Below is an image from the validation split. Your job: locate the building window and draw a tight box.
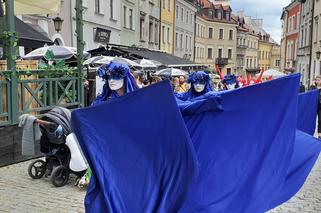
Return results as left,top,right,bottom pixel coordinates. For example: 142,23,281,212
190,13,193,25
167,27,170,43
175,32,178,48
189,36,192,51
168,0,171,11
162,26,165,43
250,59,252,68
149,22,153,43
140,18,145,40
181,7,184,21
95,0,100,13
228,49,232,59
218,48,222,58
154,23,159,44
246,58,249,67
219,29,224,39
186,35,188,49
129,9,133,30
227,68,231,75
254,59,256,67
208,27,213,39
163,0,166,9
110,0,114,19
208,48,213,59
180,34,183,48
186,11,189,24
229,30,233,40
176,5,179,19
123,6,127,28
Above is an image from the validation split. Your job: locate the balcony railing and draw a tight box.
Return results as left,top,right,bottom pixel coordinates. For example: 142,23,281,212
215,58,229,66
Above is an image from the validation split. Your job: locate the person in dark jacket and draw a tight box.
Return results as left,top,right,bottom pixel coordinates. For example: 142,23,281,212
314,76,321,138
299,82,306,93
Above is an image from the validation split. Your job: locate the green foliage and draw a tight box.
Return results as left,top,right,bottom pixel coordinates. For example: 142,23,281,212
38,50,75,78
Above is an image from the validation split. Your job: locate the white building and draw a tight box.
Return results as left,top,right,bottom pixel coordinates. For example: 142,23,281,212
297,0,313,86
174,0,197,60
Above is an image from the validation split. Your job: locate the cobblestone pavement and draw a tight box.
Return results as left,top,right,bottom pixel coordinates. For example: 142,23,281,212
0,156,321,212
0,158,85,213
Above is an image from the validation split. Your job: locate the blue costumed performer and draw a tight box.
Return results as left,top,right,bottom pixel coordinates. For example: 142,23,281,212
79,62,139,189
92,62,139,105
176,71,213,101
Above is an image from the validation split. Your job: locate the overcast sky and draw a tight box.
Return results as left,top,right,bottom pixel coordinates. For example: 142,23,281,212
229,0,292,43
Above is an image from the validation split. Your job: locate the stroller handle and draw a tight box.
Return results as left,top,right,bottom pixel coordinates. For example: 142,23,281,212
35,119,56,128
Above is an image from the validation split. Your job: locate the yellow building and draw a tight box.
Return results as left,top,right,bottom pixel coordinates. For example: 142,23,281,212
258,39,273,70
160,0,175,54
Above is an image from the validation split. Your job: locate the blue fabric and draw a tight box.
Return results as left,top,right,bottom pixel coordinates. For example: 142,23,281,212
92,62,138,105
178,74,321,212
269,129,321,209
72,81,198,213
72,73,321,213
297,90,318,135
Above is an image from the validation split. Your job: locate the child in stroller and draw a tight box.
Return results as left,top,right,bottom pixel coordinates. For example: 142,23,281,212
27,107,87,187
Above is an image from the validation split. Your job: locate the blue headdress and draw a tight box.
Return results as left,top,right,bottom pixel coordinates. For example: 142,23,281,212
176,71,213,101
222,74,239,89
92,62,139,105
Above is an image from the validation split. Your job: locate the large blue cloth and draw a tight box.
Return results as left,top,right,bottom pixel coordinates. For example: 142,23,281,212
297,90,318,135
72,74,321,212
178,74,321,212
72,81,198,213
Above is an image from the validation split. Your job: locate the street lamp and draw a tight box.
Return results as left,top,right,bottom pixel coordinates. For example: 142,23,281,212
53,16,63,33
316,51,321,60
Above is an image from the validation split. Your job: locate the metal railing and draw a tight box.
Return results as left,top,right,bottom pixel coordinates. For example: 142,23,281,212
0,69,83,126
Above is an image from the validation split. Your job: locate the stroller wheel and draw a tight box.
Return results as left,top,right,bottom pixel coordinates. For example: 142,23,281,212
28,160,46,179
51,165,70,187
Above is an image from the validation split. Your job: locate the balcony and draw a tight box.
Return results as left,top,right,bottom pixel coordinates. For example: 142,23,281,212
215,58,229,66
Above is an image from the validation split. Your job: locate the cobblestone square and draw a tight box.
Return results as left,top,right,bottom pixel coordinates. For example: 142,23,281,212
0,156,320,212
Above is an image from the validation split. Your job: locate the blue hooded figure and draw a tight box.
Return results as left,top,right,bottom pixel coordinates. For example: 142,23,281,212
222,74,239,90
92,62,139,105
176,71,213,101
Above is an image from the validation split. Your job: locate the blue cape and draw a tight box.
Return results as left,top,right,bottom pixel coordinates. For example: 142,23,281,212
297,90,318,135
72,74,321,212
72,81,198,212
92,62,138,105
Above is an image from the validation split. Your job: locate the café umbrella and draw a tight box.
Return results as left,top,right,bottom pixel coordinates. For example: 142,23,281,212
23,46,90,60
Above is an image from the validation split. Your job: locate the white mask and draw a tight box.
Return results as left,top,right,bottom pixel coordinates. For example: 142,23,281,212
108,78,124,91
194,83,205,93
227,83,236,90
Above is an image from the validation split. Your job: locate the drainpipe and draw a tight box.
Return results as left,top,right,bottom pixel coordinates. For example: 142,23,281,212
193,12,196,63
308,0,315,87
159,1,162,50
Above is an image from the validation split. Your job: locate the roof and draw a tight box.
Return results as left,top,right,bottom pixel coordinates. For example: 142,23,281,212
88,44,199,67
0,17,53,48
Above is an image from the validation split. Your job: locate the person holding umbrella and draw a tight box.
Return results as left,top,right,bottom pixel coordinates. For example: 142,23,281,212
176,71,213,101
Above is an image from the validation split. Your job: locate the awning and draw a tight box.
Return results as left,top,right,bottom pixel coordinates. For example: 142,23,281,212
2,0,60,15
0,17,53,48
88,44,204,67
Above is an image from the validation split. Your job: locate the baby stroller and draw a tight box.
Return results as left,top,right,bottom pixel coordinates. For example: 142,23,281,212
27,107,87,187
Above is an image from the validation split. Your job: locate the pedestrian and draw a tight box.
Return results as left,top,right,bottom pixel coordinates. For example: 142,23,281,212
299,82,306,93
310,78,317,90
177,75,188,93
315,75,321,138
172,77,180,92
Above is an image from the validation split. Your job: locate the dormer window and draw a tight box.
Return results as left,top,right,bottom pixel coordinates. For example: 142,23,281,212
226,12,230,21
217,10,222,19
